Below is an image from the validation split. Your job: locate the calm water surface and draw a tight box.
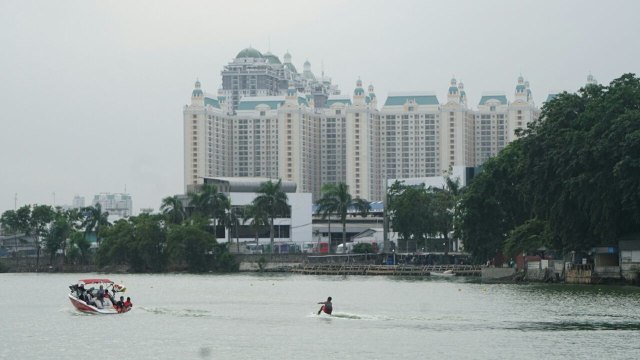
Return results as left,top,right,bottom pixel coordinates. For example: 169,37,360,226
1,273,639,359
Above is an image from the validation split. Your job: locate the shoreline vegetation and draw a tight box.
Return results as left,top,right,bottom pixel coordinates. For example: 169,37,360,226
2,74,640,286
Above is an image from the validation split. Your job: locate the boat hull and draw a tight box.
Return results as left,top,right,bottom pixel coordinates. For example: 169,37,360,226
68,294,131,314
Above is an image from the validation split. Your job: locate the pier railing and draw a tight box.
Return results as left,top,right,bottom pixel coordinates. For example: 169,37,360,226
289,263,481,276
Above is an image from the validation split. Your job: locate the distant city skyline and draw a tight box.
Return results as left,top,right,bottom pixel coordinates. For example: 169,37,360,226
1,0,638,214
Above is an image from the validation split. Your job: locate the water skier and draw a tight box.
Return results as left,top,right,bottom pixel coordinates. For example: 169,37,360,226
317,296,332,315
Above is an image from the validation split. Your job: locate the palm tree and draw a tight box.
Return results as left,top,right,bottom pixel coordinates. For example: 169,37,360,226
220,200,242,252
161,195,186,225
316,183,370,253
315,198,332,252
81,204,111,247
252,180,289,257
243,204,269,248
188,184,229,240
433,176,463,254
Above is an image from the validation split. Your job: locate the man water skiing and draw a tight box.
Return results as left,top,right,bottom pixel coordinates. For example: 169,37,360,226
317,296,332,315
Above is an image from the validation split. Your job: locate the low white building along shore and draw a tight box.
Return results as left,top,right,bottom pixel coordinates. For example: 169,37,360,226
192,177,313,251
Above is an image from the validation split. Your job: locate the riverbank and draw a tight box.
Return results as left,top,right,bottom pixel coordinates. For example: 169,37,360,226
3,256,638,286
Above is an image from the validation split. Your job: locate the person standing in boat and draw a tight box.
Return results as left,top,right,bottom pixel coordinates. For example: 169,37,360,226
123,297,132,309
317,297,332,315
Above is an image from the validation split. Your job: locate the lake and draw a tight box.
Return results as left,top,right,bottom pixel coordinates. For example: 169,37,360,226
1,273,639,359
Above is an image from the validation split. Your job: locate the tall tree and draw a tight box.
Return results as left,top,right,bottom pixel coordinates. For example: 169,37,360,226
432,177,463,255
188,184,229,240
252,180,289,256
167,218,215,272
160,195,186,225
387,181,431,252
243,204,268,246
45,209,78,265
316,183,370,253
519,74,640,251
458,142,531,262
458,74,640,261
81,203,111,247
0,209,21,265
221,200,242,252
30,205,55,270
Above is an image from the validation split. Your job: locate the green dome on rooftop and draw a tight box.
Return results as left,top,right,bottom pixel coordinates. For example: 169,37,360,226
263,52,281,64
236,47,263,59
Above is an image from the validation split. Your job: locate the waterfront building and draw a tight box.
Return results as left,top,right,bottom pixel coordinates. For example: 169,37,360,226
184,47,544,202
197,177,313,244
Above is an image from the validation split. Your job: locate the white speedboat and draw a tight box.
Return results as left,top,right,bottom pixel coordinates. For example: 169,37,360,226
68,278,131,314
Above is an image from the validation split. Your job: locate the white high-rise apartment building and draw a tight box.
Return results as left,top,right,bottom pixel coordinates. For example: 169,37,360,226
92,193,132,217
71,195,85,209
183,48,542,201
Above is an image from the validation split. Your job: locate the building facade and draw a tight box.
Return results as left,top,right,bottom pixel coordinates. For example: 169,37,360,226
184,48,543,202
92,193,132,217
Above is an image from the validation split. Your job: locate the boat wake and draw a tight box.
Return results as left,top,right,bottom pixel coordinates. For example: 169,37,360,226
310,312,384,320
139,306,211,318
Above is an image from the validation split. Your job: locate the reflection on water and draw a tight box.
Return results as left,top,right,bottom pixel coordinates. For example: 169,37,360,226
1,273,639,360
510,321,640,331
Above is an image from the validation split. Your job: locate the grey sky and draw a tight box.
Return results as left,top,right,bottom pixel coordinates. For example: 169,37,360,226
1,0,638,214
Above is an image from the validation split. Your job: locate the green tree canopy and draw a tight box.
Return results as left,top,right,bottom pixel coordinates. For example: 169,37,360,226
459,73,640,261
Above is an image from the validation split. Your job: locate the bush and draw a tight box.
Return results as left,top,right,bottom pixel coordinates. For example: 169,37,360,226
352,243,374,254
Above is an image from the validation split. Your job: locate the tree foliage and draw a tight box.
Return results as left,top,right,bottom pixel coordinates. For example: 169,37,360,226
316,183,369,251
253,180,289,255
459,74,640,260
387,178,461,253
352,243,374,254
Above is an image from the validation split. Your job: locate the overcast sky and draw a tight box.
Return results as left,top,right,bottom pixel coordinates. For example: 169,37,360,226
1,0,639,215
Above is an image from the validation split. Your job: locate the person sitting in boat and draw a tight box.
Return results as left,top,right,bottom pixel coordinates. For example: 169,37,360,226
317,297,332,315
95,285,105,309
103,289,114,307
123,297,132,309
75,283,86,299
85,291,95,306
114,296,125,311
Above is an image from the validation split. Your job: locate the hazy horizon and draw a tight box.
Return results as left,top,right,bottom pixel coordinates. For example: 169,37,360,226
1,0,639,214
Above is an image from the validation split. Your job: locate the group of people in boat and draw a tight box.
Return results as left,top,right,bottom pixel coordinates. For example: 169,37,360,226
71,283,132,312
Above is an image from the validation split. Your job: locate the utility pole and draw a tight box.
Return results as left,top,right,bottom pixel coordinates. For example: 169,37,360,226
14,193,18,267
